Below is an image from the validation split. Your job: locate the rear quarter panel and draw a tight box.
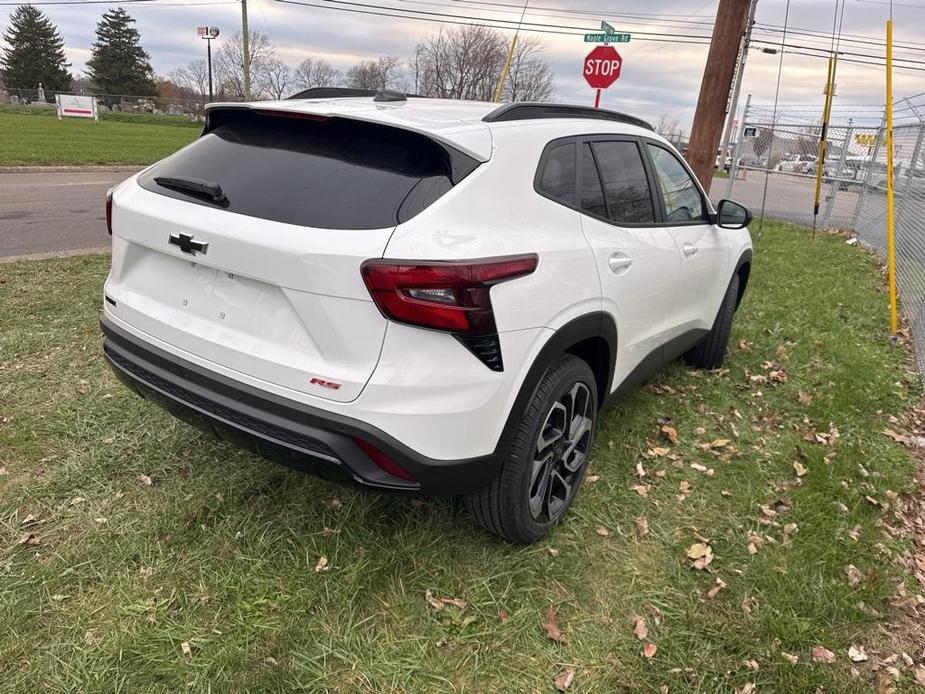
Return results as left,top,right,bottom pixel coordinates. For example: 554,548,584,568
382,122,603,334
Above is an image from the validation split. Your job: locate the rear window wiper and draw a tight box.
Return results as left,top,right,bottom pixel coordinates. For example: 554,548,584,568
154,176,229,206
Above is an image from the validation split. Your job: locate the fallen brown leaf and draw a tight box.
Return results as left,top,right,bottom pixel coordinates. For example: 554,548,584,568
687,542,714,570
630,613,648,640
180,641,192,657
812,645,836,663
314,556,331,573
425,589,467,610
798,391,814,405
793,462,808,477
846,564,864,587
554,668,575,692
635,516,650,538
705,577,727,600
138,473,153,487
595,526,609,537
631,484,650,497
642,642,657,658
542,605,567,644
848,644,869,662
660,424,679,444
17,533,40,546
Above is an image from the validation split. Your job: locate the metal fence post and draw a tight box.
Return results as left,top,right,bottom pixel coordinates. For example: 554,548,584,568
727,95,751,199
853,113,886,233
822,126,852,227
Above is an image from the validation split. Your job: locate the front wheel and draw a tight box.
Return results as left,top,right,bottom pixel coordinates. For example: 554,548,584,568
465,355,598,543
685,273,741,370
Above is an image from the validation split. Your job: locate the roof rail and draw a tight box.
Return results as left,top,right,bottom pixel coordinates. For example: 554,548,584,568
287,87,378,100
287,86,428,101
482,103,654,131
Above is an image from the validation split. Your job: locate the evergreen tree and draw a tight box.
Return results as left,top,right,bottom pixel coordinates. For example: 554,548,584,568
0,5,71,92
86,7,156,96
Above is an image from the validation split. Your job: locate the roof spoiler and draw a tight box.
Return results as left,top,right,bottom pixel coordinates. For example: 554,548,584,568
287,87,429,101
482,103,654,131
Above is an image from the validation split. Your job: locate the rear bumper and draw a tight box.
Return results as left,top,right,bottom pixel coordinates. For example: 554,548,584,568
101,318,504,496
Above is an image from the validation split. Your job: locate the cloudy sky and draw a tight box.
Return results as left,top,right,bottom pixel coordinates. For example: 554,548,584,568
2,0,923,129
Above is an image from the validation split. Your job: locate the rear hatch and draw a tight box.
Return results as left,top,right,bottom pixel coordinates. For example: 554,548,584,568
105,107,481,402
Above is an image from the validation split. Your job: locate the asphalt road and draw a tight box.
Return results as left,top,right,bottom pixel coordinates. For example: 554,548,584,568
0,168,140,259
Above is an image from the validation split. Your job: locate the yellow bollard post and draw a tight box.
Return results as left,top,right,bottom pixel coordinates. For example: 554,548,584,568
886,19,898,334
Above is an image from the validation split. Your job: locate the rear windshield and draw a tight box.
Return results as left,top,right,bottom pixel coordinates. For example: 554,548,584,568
138,110,479,230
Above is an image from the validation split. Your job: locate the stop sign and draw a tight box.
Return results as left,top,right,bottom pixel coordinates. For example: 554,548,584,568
584,46,622,90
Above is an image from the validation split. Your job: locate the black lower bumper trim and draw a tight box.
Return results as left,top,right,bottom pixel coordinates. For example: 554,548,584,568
101,318,503,496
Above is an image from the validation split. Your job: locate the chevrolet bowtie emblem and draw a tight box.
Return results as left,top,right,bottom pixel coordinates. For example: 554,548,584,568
169,233,209,256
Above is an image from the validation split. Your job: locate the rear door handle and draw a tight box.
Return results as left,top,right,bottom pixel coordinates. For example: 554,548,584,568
609,254,633,273
683,243,699,258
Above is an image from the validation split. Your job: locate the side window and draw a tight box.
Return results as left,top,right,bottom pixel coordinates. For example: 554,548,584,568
580,143,607,218
587,141,655,224
646,144,706,223
536,141,576,206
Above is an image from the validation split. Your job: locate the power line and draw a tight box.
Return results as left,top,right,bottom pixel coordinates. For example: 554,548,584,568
756,22,925,51
270,0,715,44
272,0,718,40
751,38,925,66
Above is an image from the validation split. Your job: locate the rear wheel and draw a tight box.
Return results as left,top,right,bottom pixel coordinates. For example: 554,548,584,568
685,273,740,370
465,355,598,543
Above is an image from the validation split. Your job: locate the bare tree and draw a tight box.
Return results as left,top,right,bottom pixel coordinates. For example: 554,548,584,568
214,30,275,100
414,26,553,102
170,58,209,99
261,57,290,100
504,37,554,102
293,57,340,90
655,113,687,148
415,26,505,100
345,56,403,90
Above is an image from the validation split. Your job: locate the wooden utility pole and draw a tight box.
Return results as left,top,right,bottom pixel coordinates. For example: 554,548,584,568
241,0,251,100
686,0,752,193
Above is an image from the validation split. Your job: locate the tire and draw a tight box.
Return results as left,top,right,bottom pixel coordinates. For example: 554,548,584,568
685,273,741,370
465,355,598,543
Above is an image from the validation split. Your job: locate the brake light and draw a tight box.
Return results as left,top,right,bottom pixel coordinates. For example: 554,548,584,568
360,255,538,335
105,187,113,235
353,437,416,482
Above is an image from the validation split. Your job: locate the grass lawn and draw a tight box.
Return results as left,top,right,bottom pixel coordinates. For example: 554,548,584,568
0,107,199,166
0,222,921,692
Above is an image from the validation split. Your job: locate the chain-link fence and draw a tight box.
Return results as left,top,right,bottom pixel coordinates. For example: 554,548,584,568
719,119,883,230
0,86,208,118
854,117,925,370
713,97,925,374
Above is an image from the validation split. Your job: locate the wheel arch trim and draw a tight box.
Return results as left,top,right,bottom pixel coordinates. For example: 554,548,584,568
495,313,617,454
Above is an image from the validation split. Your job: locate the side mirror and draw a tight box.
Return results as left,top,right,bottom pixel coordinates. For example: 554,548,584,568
716,199,752,230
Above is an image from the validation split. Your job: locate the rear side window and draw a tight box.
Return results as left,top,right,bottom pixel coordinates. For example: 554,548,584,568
536,141,576,206
584,141,655,225
580,143,607,218
138,110,479,230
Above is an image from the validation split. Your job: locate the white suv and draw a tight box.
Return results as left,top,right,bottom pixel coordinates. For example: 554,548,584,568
102,90,753,543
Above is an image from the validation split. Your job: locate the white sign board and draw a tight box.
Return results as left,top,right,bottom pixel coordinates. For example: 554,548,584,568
55,94,98,121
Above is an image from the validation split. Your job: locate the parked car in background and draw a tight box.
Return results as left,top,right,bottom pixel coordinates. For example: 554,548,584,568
101,90,753,543
776,154,818,174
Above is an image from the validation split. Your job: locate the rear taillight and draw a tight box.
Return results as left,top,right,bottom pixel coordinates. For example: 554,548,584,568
360,255,538,336
105,187,114,235
353,437,416,482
